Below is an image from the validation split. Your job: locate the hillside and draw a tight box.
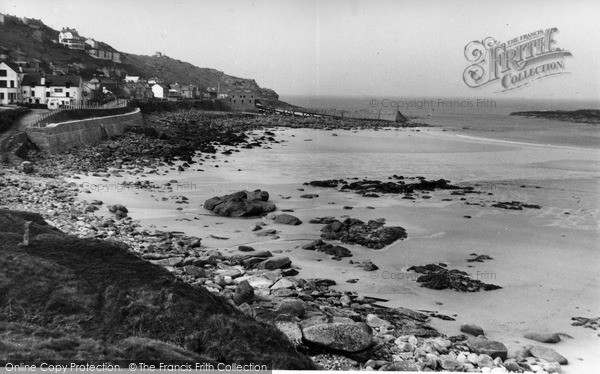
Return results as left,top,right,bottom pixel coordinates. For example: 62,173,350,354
0,209,314,368
0,13,278,99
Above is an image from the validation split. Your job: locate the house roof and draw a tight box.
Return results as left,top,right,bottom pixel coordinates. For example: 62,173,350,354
0,61,21,72
22,73,82,87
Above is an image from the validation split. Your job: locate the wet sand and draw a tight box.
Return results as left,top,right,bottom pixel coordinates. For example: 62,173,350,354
70,127,600,373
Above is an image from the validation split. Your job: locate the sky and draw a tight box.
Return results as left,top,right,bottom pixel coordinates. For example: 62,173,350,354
2,0,600,101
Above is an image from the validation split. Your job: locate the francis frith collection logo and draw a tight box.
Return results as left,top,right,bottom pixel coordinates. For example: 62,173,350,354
463,28,572,91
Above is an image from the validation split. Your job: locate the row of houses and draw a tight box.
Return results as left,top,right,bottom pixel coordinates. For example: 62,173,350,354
58,28,121,63
1,61,259,110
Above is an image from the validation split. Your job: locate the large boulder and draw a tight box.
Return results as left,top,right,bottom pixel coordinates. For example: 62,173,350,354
524,332,561,344
274,214,302,225
530,345,568,365
204,190,276,217
460,324,485,336
465,337,508,360
302,322,373,353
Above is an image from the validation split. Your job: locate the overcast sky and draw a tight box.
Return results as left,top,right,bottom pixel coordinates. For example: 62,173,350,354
2,0,599,100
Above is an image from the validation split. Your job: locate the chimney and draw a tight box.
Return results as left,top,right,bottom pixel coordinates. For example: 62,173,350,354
40,76,45,85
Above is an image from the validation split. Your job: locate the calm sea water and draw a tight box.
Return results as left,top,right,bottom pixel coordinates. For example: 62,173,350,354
281,95,600,148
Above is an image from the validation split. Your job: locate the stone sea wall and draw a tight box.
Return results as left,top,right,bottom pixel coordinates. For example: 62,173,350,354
25,108,143,153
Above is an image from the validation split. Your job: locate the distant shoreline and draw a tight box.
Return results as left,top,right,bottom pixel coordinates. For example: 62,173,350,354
509,109,600,124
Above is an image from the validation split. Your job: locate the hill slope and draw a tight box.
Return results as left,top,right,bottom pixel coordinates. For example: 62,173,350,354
0,14,278,99
0,209,314,368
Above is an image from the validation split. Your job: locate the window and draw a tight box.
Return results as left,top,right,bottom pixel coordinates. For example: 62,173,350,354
66,92,69,97
0,70,6,77
54,88,63,93
0,93,4,100
241,100,244,104
10,81,14,88
0,80,6,88
46,92,50,97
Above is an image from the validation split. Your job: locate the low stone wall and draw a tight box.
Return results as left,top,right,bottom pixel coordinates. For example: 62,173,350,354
25,108,143,153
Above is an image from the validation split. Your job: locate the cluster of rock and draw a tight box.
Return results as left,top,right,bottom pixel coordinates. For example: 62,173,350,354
203,190,276,217
305,176,468,198
408,264,502,292
491,201,542,210
301,239,353,260
310,216,407,249
571,316,600,331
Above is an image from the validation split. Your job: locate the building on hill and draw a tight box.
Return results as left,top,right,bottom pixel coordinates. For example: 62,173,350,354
180,84,198,99
0,13,5,24
0,61,22,105
125,75,140,83
59,28,86,50
122,82,153,100
21,74,83,107
227,89,257,110
151,84,168,100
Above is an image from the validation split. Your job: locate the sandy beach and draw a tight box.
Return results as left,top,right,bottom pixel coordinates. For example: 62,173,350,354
61,126,600,373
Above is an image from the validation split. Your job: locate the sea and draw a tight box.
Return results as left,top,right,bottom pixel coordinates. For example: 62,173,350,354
280,95,600,149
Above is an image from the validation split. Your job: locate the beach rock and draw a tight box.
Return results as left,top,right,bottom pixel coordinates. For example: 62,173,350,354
204,190,276,217
514,346,532,361
540,361,562,373
320,218,407,249
238,245,255,252
302,322,373,353
408,263,502,292
257,257,292,270
502,362,524,373
233,280,254,305
183,265,205,278
275,299,306,318
239,275,274,289
461,324,485,336
530,345,568,365
440,355,463,371
380,361,420,371
271,277,295,290
524,332,561,343
276,322,303,347
274,214,302,225
366,314,390,328
466,337,508,360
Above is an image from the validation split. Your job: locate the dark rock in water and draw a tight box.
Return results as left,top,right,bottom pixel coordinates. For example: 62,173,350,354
320,218,406,249
467,254,494,263
530,345,568,364
460,324,485,336
204,190,276,217
233,280,254,305
408,264,502,292
465,337,508,360
300,194,319,199
274,213,302,225
302,322,373,353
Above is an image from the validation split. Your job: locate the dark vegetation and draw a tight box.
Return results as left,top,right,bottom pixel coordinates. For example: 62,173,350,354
37,107,135,126
0,107,30,133
0,210,314,368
